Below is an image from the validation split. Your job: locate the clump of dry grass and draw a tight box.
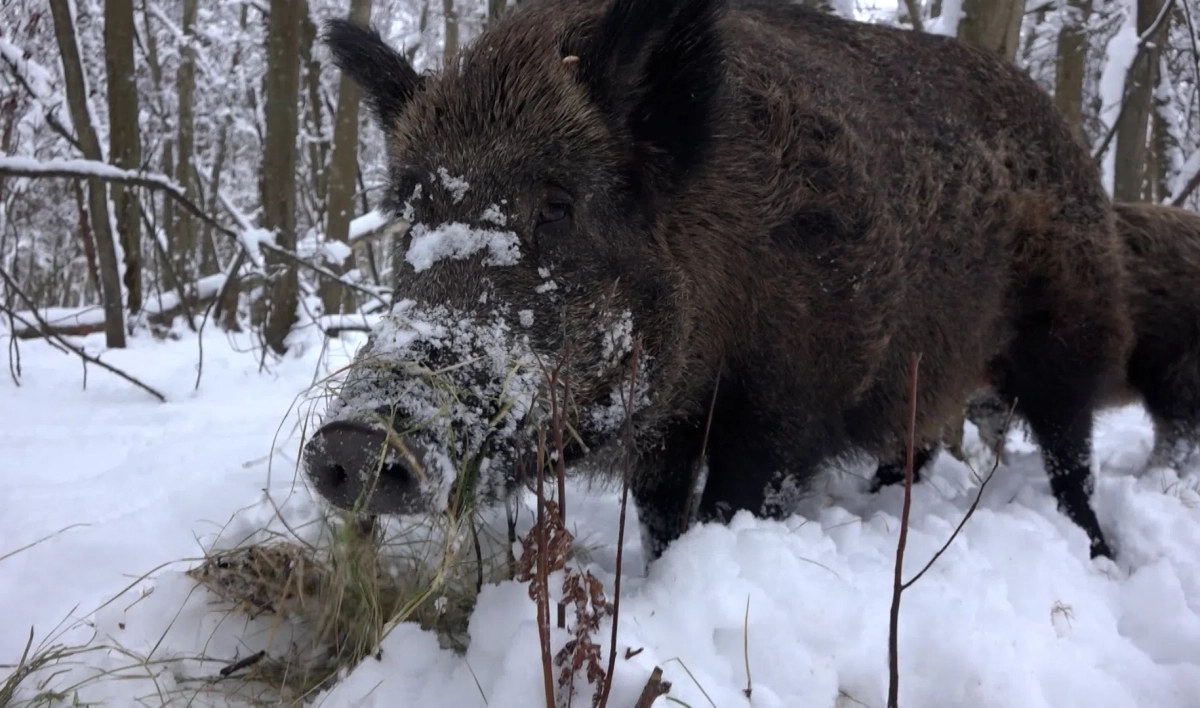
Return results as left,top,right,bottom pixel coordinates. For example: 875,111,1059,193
181,504,514,704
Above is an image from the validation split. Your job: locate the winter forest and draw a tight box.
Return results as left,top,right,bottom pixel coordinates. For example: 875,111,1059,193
2,0,1200,705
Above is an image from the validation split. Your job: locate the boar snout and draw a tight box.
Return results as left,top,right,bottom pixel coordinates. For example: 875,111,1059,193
302,419,429,516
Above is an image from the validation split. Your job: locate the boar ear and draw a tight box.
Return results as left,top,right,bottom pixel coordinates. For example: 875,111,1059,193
575,0,724,184
323,19,422,132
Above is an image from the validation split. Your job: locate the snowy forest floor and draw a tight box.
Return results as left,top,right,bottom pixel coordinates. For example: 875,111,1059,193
2,326,1200,707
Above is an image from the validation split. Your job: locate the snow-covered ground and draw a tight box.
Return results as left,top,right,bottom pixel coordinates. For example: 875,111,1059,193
2,327,1200,707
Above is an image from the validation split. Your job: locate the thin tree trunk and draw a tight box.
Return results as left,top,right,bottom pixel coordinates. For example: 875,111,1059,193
260,0,303,353
321,0,373,315
72,179,102,295
442,0,458,63
300,2,328,231
406,0,430,65
487,0,506,24
105,0,144,313
1148,65,1174,202
1055,0,1093,143
1113,0,1169,202
48,0,126,347
958,0,1027,62
174,0,200,280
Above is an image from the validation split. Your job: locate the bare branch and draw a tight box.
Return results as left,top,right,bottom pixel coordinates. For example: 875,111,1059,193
0,266,167,403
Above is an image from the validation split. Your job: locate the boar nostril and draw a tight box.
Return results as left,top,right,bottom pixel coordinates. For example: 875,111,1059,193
301,419,429,516
329,463,349,486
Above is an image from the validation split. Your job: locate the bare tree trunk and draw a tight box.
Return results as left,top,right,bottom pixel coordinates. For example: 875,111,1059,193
105,0,144,313
1148,69,1174,202
48,0,126,347
1055,0,1093,143
321,0,373,316
442,0,458,63
487,0,506,24
72,179,101,295
406,0,430,64
958,0,1027,62
260,0,304,354
300,3,328,231
1113,0,1169,202
174,0,200,280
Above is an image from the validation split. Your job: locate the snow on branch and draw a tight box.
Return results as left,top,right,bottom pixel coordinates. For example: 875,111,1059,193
0,38,59,103
1170,150,1200,207
0,155,393,309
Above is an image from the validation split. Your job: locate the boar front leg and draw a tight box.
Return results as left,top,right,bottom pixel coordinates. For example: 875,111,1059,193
628,419,708,566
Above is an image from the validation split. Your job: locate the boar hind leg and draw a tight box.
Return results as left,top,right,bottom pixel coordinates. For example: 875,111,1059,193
1010,381,1111,559
998,313,1125,557
629,420,707,564
1131,358,1200,472
1146,413,1200,472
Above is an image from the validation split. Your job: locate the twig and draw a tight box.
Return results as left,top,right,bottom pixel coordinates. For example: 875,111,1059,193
217,650,266,677
196,249,248,392
3,289,19,385
742,595,752,699
682,357,722,534
887,352,921,708
0,267,167,403
633,667,671,708
471,516,484,594
541,342,578,630
598,338,643,708
885,362,1018,708
534,429,555,708
901,401,1015,591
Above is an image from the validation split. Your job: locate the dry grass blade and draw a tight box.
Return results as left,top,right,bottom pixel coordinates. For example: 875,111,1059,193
0,523,92,564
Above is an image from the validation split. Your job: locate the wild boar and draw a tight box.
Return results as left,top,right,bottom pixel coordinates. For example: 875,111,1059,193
301,0,1132,561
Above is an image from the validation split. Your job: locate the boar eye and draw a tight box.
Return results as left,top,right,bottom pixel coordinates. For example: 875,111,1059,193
536,201,570,227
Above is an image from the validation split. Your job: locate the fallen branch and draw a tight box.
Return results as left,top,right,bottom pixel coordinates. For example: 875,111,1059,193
9,277,227,341
0,267,168,403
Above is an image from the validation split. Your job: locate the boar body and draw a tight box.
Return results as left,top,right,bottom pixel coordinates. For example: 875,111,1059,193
874,202,1200,498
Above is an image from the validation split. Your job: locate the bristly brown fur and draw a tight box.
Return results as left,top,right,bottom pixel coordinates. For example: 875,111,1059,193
311,0,1133,562
875,202,1200,491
